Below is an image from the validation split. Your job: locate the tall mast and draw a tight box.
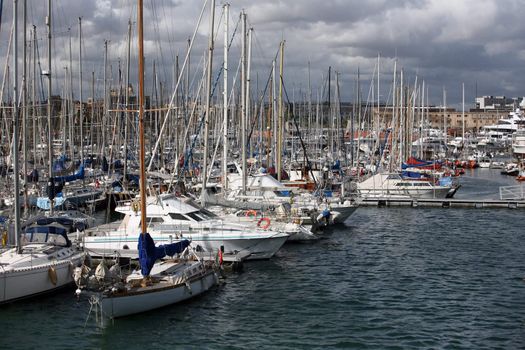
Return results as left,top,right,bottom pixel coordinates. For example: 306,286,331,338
32,26,37,167
68,28,74,160
78,17,84,165
90,70,95,160
22,0,28,216
138,0,146,234
240,10,247,194
246,27,252,160
102,40,107,160
328,66,331,154
46,0,53,214
124,20,132,190
277,40,284,182
271,59,277,169
420,80,425,159
201,0,215,205
443,87,447,147
222,3,229,190
462,82,465,149
377,53,380,165
13,0,21,252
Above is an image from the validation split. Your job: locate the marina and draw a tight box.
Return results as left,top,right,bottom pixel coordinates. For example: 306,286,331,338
0,0,524,349
0,170,524,349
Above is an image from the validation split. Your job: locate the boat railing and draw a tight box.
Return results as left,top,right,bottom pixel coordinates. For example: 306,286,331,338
499,184,525,200
115,198,135,208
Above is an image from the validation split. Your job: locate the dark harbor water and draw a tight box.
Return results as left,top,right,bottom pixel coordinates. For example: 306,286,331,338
1,169,524,349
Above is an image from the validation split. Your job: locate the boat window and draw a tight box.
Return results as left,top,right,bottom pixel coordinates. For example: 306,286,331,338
32,232,48,243
20,232,68,246
199,208,218,219
148,218,164,222
168,213,190,221
386,174,402,180
47,233,68,246
186,212,203,222
147,217,165,224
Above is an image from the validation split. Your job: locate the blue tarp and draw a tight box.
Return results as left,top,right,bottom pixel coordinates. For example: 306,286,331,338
138,233,190,276
53,164,85,183
401,171,431,179
36,195,65,210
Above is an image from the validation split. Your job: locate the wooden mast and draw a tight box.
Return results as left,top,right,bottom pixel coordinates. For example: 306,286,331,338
138,0,147,234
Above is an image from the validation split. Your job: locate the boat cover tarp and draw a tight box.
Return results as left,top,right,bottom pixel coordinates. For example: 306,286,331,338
53,164,85,183
35,217,74,226
25,225,68,236
36,195,65,210
401,170,431,179
138,233,190,276
32,217,87,232
402,157,442,170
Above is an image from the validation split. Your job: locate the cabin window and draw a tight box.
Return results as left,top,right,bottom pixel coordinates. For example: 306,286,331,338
148,217,165,223
147,217,165,227
186,213,203,222
145,217,165,230
200,208,217,219
48,233,68,246
169,213,189,221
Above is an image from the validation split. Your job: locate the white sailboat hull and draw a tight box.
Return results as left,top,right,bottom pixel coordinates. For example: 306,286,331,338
330,205,358,224
0,251,85,303
99,270,218,318
83,232,288,260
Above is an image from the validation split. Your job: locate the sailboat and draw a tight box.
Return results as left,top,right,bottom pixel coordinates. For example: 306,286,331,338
0,0,86,304
75,0,218,319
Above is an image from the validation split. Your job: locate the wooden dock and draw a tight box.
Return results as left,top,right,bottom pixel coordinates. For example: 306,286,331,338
357,197,525,209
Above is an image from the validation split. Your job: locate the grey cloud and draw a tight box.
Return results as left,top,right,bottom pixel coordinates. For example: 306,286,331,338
0,0,524,109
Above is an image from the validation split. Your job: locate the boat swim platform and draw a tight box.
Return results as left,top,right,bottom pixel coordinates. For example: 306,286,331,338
357,197,525,209
194,250,251,263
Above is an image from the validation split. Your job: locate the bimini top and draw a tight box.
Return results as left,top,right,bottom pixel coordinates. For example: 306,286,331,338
22,225,72,247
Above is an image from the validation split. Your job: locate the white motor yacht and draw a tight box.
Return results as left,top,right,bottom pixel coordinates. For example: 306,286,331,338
225,172,357,226
512,129,525,158
356,172,459,199
81,194,289,260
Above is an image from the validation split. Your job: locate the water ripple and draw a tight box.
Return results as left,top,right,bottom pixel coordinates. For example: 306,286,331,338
1,200,524,349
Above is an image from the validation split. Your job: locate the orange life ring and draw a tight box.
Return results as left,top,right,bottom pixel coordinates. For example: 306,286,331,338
257,217,271,229
245,210,257,218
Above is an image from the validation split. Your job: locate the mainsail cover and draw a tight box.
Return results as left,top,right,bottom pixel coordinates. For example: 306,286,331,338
138,233,190,276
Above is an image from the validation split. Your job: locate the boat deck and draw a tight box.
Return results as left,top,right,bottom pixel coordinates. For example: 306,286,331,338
357,197,525,209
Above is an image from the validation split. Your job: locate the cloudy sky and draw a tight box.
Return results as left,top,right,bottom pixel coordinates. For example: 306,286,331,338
1,0,524,109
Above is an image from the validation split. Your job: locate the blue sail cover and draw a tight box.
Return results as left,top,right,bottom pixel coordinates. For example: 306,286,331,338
138,233,190,276
53,164,85,183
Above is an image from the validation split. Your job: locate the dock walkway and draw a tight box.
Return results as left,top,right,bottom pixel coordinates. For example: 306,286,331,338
357,197,525,209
